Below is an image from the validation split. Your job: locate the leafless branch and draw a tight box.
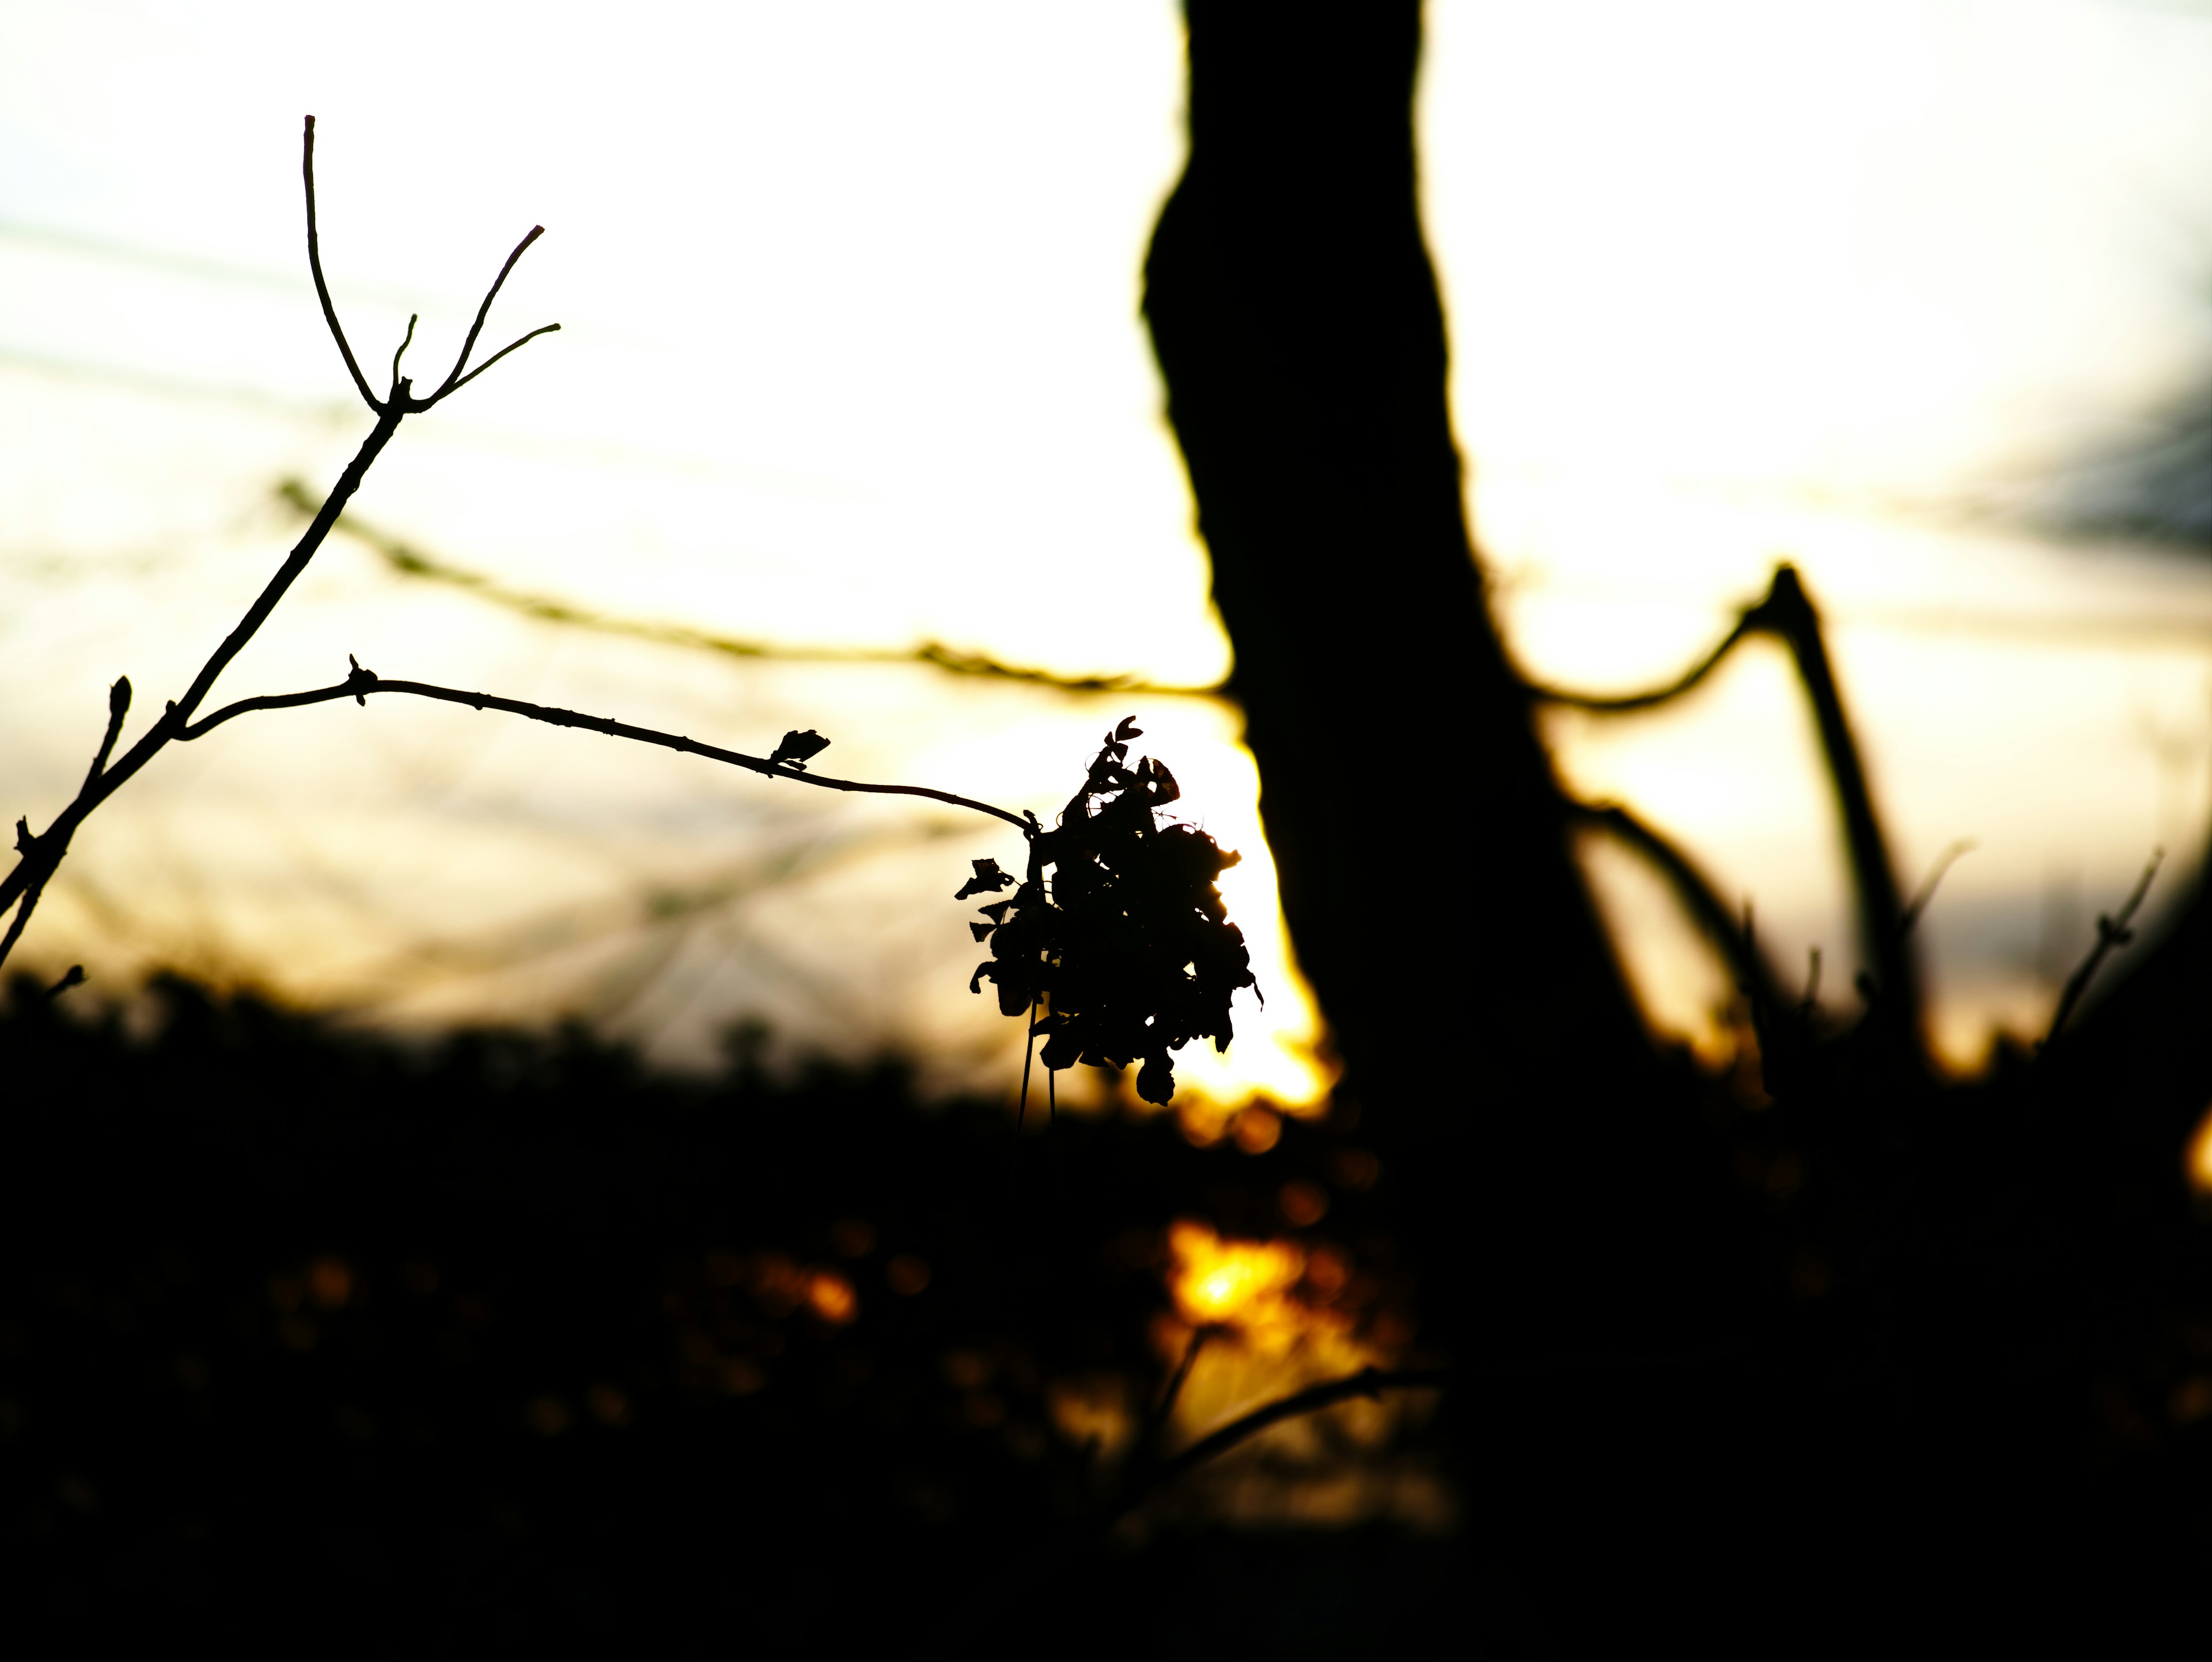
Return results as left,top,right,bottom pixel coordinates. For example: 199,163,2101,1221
80,677,131,791
1540,565,1925,1072
175,661,1033,832
1529,611,1759,713
274,479,1220,697
302,115,381,414
1101,1365,1449,1535
0,117,565,976
2044,848,2164,1048
1900,838,1976,936
918,1363,1450,1661
388,312,418,392
424,225,548,404
440,321,563,397
1568,798,1792,1020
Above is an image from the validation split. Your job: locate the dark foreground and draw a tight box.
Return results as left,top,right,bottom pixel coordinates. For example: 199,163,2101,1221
0,976,1457,1657
5,975,2212,1656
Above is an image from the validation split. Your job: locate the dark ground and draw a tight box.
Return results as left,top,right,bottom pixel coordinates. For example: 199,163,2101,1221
7,972,2212,1655
0,974,1459,1657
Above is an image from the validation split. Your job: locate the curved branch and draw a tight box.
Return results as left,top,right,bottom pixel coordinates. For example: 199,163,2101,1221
1529,608,1762,713
302,116,381,414
1097,1364,1449,1536
1567,799,1791,1020
276,478,1222,697
177,670,1034,831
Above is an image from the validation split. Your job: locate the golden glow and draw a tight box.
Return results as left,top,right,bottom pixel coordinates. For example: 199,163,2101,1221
1150,1220,1439,1526
2187,1103,2212,1196
1166,1220,1305,1335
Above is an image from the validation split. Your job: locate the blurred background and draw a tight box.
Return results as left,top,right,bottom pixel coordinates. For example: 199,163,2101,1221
7,0,2212,1097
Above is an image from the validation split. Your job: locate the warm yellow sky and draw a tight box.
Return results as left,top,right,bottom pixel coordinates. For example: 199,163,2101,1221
6,0,2212,1087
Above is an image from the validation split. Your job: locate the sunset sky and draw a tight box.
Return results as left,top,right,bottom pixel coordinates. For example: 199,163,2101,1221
6,0,2212,1095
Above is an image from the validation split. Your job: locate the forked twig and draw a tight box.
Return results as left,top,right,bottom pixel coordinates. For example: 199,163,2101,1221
0,117,563,975
302,114,559,418
1539,566,1925,1070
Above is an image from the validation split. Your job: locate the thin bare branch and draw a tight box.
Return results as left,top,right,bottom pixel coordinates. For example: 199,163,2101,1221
2044,848,2164,1048
176,664,1035,832
917,1363,1450,1661
388,312,418,394
275,479,1218,696
80,677,131,792
1569,798,1792,1020
440,323,562,397
1529,610,1759,713
1143,1325,1212,1449
425,225,549,404
1103,1365,1449,1535
301,116,381,414
0,887,41,970
1900,838,1976,936
172,407,404,731
0,122,566,978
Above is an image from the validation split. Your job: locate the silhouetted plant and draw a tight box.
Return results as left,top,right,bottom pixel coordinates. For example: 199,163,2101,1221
0,118,1030,982
0,121,1450,1600
959,718,1257,1112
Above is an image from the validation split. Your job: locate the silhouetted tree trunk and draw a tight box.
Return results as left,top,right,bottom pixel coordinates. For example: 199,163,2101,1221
1144,2,1707,1355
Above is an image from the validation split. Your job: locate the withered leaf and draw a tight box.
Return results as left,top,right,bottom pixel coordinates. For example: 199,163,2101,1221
769,728,832,768
953,857,1017,900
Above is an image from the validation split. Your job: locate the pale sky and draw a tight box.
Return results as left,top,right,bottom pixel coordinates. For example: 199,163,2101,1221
6,0,2212,1088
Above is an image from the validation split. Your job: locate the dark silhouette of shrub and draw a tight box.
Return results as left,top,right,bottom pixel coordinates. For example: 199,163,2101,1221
962,719,1256,1110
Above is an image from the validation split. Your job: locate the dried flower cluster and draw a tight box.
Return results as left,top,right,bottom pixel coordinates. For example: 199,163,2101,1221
958,719,1257,1106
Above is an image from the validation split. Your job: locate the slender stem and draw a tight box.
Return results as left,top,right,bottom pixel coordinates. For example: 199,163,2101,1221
426,225,546,403
440,322,562,397
1568,798,1790,1020
175,410,404,728
1762,566,1921,1058
2044,849,2164,1048
1100,1365,1449,1536
0,118,564,976
1142,1324,1212,1451
1900,838,1976,936
388,313,418,393
915,1364,1450,1661
0,883,44,969
281,475,1218,698
177,671,1033,831
80,678,132,792
1529,611,1758,713
302,116,381,414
